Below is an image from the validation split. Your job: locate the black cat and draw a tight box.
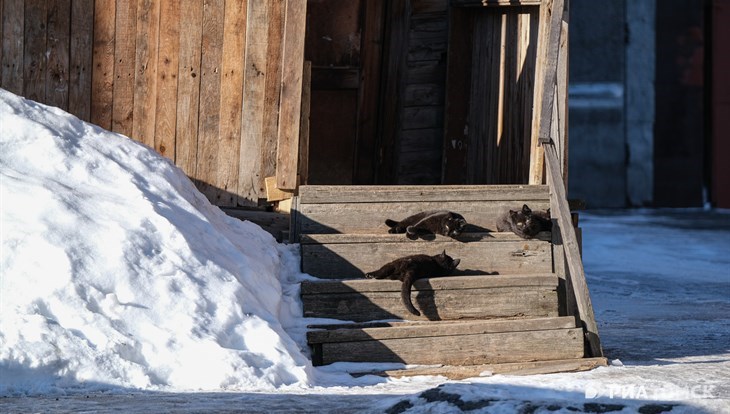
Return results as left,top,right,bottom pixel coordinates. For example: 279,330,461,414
385,210,467,240
365,250,460,316
496,204,552,239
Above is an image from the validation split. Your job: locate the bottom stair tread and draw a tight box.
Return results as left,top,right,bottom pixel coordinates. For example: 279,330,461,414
351,357,608,380
308,316,585,366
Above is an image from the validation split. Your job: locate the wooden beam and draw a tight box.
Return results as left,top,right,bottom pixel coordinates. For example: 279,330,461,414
265,176,294,202
298,60,311,185
451,0,542,6
275,0,307,191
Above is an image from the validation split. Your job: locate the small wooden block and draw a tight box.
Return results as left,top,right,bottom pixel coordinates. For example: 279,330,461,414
265,176,295,202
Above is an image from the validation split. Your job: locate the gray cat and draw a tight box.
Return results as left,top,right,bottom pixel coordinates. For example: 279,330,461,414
385,210,467,240
365,250,460,316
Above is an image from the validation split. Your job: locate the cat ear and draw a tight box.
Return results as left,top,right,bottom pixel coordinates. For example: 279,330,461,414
440,249,446,257
522,204,532,215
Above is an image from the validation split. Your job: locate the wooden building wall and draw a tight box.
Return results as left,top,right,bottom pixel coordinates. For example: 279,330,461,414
0,0,303,207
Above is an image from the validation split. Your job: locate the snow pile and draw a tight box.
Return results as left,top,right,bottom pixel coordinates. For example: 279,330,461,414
0,89,313,394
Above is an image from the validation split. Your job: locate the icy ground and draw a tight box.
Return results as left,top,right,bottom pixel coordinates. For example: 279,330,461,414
1,89,729,413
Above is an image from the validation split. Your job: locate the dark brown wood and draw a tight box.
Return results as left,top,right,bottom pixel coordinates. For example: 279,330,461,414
23,0,47,103
69,0,93,121
714,0,730,208
452,0,542,6
132,0,161,147
45,0,71,111
298,60,312,185
1,0,24,95
91,0,115,129
362,357,608,379
174,0,202,174
276,0,307,190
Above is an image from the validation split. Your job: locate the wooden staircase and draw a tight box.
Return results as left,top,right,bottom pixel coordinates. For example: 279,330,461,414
291,185,607,378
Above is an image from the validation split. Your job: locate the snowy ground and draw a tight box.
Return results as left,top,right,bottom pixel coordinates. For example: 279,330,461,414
1,90,729,413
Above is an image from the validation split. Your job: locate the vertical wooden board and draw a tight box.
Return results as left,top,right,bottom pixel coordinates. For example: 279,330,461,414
1,0,23,95
174,0,202,175
23,0,47,103
275,0,307,190
517,9,539,183
112,0,138,137
442,8,472,184
91,0,115,129
46,0,71,111
355,0,385,184
69,0,94,121
132,0,161,147
558,0,569,186
529,0,553,184
239,0,269,206
298,60,311,185
154,0,180,160
0,0,3,75
194,0,224,203
215,0,247,207
259,0,284,198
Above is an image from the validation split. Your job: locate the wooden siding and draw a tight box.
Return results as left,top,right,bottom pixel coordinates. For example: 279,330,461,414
0,0,300,207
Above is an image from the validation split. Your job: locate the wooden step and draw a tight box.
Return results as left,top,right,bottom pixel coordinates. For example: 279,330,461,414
300,232,553,279
302,274,559,322
293,185,550,237
307,316,584,366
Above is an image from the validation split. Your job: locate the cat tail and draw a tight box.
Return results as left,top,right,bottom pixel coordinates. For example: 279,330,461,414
385,219,400,234
400,272,421,316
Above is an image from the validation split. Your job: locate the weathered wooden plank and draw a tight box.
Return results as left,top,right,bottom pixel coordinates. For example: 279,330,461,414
303,289,558,322
111,0,138,137
174,0,202,174
1,0,24,95
239,0,269,205
23,0,47,103
215,0,247,207
302,238,552,278
131,0,161,147
318,327,583,365
45,0,70,110
451,0,542,6
411,0,448,14
302,274,557,294
366,357,608,379
194,0,225,202
300,232,550,245
298,184,549,203
308,316,573,343
298,60,311,185
154,0,180,160
275,0,307,190
298,199,550,234
402,106,443,130
404,84,444,107
69,0,93,120
91,0,115,129
260,0,284,197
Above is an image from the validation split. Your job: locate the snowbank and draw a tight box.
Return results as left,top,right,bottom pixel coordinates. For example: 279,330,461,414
0,89,313,394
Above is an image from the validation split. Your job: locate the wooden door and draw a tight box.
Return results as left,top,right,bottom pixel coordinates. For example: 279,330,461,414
304,0,384,184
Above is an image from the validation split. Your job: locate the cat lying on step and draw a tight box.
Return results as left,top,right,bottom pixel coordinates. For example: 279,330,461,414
365,250,460,316
385,210,467,240
496,204,552,239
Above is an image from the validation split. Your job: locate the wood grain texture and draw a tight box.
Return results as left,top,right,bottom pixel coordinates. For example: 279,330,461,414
300,232,550,245
91,0,115,129
275,0,307,190
318,327,583,365
195,0,225,202
69,0,93,120
297,200,549,234
298,60,311,185
367,357,608,379
23,0,47,103
174,0,202,174
112,0,138,137
299,184,549,203
301,238,552,278
302,274,557,294
132,0,161,147
45,0,71,110
239,0,269,205
303,288,558,322
308,316,574,343
215,0,246,207
154,0,180,160
260,0,284,196
1,0,23,94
